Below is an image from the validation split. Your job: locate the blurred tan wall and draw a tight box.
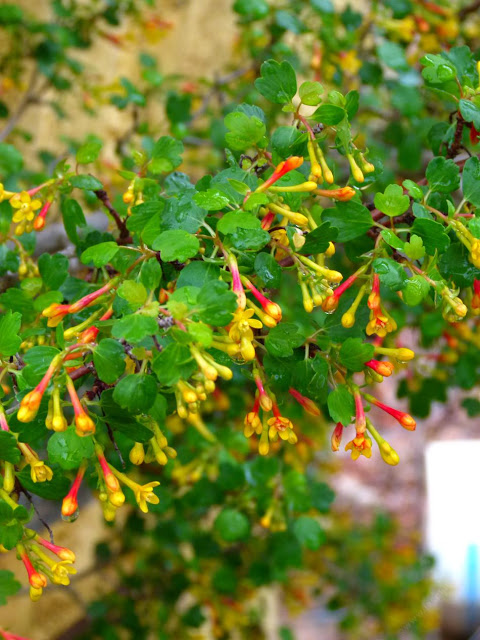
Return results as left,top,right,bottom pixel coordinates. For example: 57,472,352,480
1,0,238,160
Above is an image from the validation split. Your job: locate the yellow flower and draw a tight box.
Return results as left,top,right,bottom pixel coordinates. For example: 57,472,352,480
345,435,372,461
228,308,262,361
134,481,160,513
0,183,14,203
30,460,54,483
50,560,77,586
10,191,42,223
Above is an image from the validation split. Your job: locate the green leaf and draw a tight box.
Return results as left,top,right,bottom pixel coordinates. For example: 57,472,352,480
70,174,103,191
254,253,282,288
403,276,430,306
153,229,199,262
193,189,230,211
271,126,308,158
224,112,266,151
322,201,373,241
265,323,305,357
293,516,325,550
230,227,270,251
76,141,102,164
402,179,424,200
47,427,94,470
0,310,21,357
150,136,184,173
217,211,261,234
113,374,157,413
111,314,158,343
81,241,119,267
374,184,410,217
462,156,480,207
153,343,196,386
426,156,460,193
254,59,297,104
459,99,480,130
0,570,21,606
100,389,153,443
0,143,23,176
283,470,311,512
139,259,162,291
438,243,480,287
378,41,408,71
403,234,426,260
188,322,213,347
299,222,337,254
16,468,69,500
313,104,346,125
381,229,405,250
327,385,354,425
177,261,220,288
411,218,450,255
233,0,269,19
61,198,86,244
0,431,20,464
299,81,323,106
197,280,237,326
339,338,374,372
93,339,126,383
214,508,250,542
372,258,407,291
421,53,456,83
117,280,148,310
38,253,69,290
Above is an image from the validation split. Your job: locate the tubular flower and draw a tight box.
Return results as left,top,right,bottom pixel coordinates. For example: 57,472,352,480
322,266,366,312
345,434,372,460
315,145,334,184
243,278,282,322
255,156,303,192
366,304,397,338
227,253,246,310
267,402,296,442
0,183,14,202
307,139,323,180
353,387,366,438
331,422,344,452
346,153,364,183
43,279,117,327
364,359,395,377
33,200,53,231
129,442,145,465
34,535,75,562
228,308,262,361
288,388,321,416
253,373,272,412
17,356,60,422
363,393,416,431
366,419,399,466
10,191,42,234
374,346,415,362
46,386,68,432
110,467,160,514
17,544,47,589
314,186,356,201
95,445,120,492
62,463,86,518
244,396,262,437
67,377,95,436
268,202,309,227
261,210,275,230
472,280,480,315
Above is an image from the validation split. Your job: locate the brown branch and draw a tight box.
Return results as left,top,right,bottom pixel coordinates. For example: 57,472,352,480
93,189,131,244
70,364,94,381
447,113,465,159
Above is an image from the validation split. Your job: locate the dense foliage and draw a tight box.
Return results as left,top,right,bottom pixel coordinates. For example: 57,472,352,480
1,0,480,638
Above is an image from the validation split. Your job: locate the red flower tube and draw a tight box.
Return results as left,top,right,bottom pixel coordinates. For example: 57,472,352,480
62,463,86,517
261,211,275,230
66,377,95,436
363,393,416,430
288,388,321,416
17,356,60,422
243,279,282,321
364,359,394,377
256,156,303,192
17,545,47,589
95,445,120,492
33,200,53,231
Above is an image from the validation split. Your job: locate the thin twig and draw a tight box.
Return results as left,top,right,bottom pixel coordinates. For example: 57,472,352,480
93,189,131,244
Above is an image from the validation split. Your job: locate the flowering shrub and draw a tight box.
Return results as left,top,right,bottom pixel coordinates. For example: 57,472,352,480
0,0,480,638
